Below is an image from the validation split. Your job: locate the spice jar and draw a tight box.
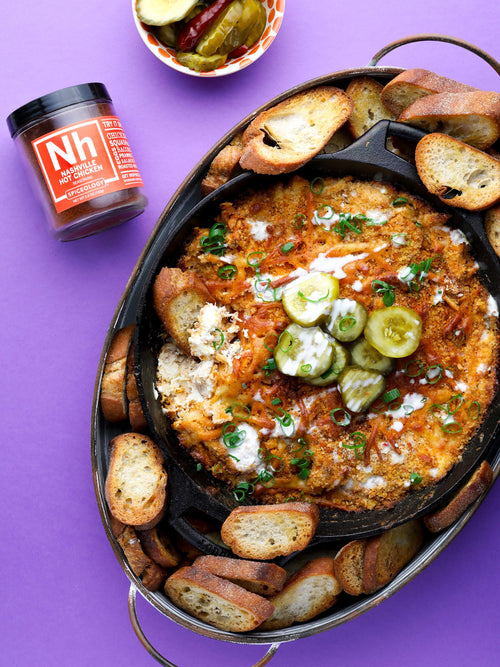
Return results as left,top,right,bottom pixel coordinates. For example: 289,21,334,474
7,83,147,241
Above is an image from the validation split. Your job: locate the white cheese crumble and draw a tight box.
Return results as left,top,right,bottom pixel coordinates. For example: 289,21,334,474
442,225,468,245
351,279,363,292
248,219,269,241
188,303,240,362
432,287,444,305
311,206,339,230
487,294,498,317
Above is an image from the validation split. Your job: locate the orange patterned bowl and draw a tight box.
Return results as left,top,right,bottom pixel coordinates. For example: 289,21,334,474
132,0,285,77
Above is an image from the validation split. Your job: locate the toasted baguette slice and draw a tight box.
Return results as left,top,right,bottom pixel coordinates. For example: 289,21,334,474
381,68,477,116
201,133,244,196
138,527,181,568
125,341,147,432
194,555,287,596
220,502,320,560
424,461,493,533
260,557,341,630
399,91,500,149
239,87,353,175
153,267,215,355
415,133,500,211
333,539,367,596
346,77,396,139
164,566,274,631
485,205,500,257
117,525,167,591
105,433,167,529
100,324,134,422
362,520,424,595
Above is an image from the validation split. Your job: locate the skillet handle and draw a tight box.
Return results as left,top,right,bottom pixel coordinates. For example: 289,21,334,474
368,33,500,75
128,584,281,667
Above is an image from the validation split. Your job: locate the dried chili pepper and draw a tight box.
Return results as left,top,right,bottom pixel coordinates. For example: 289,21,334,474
177,0,234,52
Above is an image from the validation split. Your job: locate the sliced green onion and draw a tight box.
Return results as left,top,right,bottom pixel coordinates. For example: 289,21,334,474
256,469,275,487
292,212,307,229
246,251,266,268
316,204,335,220
298,288,330,303
425,364,443,385
447,393,465,415
410,472,422,484
228,454,240,462
309,177,324,195
330,408,351,427
271,397,282,406
339,315,356,331
227,402,251,419
391,232,411,247
217,264,237,279
404,359,424,377
234,481,255,502
342,432,366,460
213,329,224,350
292,437,308,453
222,422,246,448
383,388,401,404
263,332,279,352
467,400,481,420
280,242,295,254
392,196,408,206
196,463,202,471
262,358,277,375
441,421,463,434
452,328,466,347
301,363,312,373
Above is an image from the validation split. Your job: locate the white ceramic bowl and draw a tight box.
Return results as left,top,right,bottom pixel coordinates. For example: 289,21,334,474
133,0,285,77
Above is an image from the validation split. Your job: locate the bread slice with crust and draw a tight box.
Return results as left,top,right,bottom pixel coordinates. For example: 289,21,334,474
153,267,215,355
117,525,167,591
362,519,424,595
138,527,181,568
485,205,500,257
415,133,500,210
346,76,396,139
239,87,353,175
399,91,500,149
193,555,287,596
259,557,341,630
220,502,320,560
333,539,367,596
380,68,477,116
201,133,244,196
424,460,493,533
100,324,134,422
105,433,167,530
164,566,274,631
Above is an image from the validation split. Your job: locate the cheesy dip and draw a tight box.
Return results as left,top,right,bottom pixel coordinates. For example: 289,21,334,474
154,175,499,511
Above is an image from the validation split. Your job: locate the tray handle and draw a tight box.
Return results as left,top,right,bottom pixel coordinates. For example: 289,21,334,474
128,584,281,667
368,33,500,75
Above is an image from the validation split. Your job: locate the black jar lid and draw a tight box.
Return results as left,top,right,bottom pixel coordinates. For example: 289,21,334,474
6,82,112,137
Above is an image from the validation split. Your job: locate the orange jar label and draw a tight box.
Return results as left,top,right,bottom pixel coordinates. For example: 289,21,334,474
31,116,144,213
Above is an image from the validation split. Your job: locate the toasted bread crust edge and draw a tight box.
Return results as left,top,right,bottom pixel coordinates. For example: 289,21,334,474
100,324,134,422
424,461,493,533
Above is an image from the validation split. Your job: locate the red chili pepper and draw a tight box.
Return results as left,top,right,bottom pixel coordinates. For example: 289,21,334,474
177,0,234,52
228,44,248,59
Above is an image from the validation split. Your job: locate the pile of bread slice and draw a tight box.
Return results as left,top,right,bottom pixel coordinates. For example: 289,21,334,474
100,335,493,632
201,67,500,256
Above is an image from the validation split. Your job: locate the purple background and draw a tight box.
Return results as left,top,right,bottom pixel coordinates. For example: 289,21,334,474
1,1,499,665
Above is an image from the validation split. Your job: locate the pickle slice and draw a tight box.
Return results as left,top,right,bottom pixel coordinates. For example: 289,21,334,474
338,366,386,413
274,323,333,379
325,299,367,342
154,23,179,48
306,339,350,386
217,0,263,54
196,1,243,57
176,51,227,72
282,273,340,327
137,0,199,26
350,337,395,375
244,0,266,47
364,306,422,358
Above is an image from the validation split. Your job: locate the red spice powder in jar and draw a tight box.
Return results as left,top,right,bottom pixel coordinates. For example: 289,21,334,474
7,83,147,241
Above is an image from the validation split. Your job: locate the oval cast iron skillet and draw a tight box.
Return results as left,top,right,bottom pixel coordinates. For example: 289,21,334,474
134,119,500,554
